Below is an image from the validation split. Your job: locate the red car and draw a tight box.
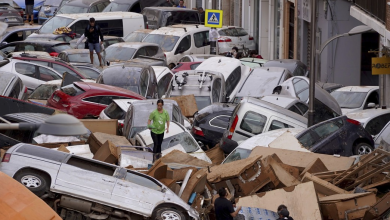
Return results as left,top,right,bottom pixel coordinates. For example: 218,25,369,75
171,62,202,73
47,82,145,119
13,54,90,79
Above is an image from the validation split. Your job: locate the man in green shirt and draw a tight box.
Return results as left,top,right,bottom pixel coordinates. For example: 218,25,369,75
148,99,170,162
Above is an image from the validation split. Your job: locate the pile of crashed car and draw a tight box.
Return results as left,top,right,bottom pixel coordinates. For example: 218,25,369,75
0,1,390,220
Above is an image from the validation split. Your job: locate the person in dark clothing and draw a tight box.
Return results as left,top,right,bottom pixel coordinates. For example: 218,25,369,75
198,7,205,23
84,17,104,67
214,188,241,220
25,0,34,25
277,205,294,220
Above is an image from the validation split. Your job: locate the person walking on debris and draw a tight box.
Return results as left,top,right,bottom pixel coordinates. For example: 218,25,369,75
148,99,170,162
84,17,104,67
214,188,242,220
25,0,34,25
277,205,294,220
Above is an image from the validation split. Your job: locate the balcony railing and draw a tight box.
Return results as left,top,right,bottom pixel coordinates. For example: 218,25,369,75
354,0,386,24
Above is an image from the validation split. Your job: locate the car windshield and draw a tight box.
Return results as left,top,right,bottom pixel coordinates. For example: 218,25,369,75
102,2,130,12
219,28,248,37
68,53,100,64
52,44,72,52
223,148,252,164
159,132,199,153
105,47,136,62
44,0,62,6
39,17,74,34
124,32,149,42
27,37,57,42
331,91,367,109
29,84,59,100
97,67,141,94
195,96,211,111
143,34,179,52
238,72,281,97
76,66,100,79
58,5,88,14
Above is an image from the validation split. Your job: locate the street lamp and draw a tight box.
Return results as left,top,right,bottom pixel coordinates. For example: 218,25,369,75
308,24,372,127
0,114,88,136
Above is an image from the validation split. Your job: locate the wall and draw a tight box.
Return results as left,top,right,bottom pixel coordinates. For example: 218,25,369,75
316,0,363,85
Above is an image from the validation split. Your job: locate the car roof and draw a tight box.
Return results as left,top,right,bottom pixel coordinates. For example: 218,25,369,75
138,121,185,145
243,97,308,124
195,57,243,79
182,54,223,61
133,29,153,33
333,86,379,92
3,113,51,123
27,33,64,38
61,49,94,54
105,62,153,71
240,58,268,63
144,7,197,12
74,82,145,99
109,42,159,49
148,25,210,36
109,0,137,4
260,95,301,108
5,25,41,33
346,108,390,125
264,59,305,72
57,12,143,19
12,40,69,46
64,0,106,7
197,102,236,114
113,99,133,110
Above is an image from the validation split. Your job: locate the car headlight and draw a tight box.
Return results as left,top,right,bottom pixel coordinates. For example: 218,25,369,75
39,11,47,17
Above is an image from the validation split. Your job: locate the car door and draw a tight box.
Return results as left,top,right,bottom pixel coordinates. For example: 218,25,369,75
211,78,222,103
111,169,165,215
13,62,41,91
173,35,192,63
235,111,267,141
193,31,210,54
37,66,62,82
139,70,149,97
55,156,117,203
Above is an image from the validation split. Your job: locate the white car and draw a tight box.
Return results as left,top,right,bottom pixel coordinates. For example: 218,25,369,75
152,66,174,98
374,121,390,148
346,108,390,139
178,54,223,62
0,71,28,100
195,57,251,102
142,24,211,69
217,26,256,54
331,86,380,115
222,128,305,164
133,121,212,164
260,95,308,116
0,59,62,92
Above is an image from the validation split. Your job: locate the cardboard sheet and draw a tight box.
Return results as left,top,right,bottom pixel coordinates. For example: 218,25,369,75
166,94,198,117
80,119,118,135
88,132,131,154
237,182,322,220
161,150,211,167
93,141,119,164
302,173,348,196
249,146,355,171
205,146,225,165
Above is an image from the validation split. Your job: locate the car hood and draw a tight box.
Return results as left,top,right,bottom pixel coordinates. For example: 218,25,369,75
341,108,359,115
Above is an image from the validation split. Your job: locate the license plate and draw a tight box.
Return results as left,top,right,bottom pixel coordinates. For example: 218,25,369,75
6,18,17,22
53,95,60,102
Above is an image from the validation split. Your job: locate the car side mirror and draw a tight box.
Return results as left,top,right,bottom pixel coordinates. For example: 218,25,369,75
367,103,376,108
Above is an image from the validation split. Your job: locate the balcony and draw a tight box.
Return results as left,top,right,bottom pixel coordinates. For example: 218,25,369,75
354,0,386,24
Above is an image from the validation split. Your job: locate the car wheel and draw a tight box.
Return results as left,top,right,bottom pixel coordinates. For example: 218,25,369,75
168,63,176,69
152,207,186,220
14,170,49,197
353,143,374,155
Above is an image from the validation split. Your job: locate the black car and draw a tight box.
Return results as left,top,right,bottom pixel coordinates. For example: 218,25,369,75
56,0,109,14
191,103,236,148
0,40,72,56
296,115,374,156
96,63,158,99
142,7,201,29
102,0,141,12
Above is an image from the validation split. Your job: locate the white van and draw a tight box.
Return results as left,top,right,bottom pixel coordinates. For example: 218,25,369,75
37,12,146,37
142,24,211,69
222,96,308,143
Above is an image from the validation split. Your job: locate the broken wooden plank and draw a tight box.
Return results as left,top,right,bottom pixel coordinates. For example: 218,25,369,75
300,158,328,177
302,173,349,196
346,162,390,190
362,178,390,190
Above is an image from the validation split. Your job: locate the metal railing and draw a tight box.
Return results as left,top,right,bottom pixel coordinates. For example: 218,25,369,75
353,0,386,24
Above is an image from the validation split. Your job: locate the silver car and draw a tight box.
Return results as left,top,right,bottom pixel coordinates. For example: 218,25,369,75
0,143,199,220
0,3,23,27
0,71,27,99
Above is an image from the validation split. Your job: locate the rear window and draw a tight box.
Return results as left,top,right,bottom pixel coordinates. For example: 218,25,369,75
60,83,85,96
29,84,59,100
240,111,267,135
52,44,72,53
219,28,248,37
104,102,126,120
77,67,100,79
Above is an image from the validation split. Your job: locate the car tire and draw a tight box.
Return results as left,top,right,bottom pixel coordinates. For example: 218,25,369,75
152,207,186,220
353,142,374,155
14,170,50,197
168,63,176,69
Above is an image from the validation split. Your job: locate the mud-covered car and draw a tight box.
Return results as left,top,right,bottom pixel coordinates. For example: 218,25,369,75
0,143,200,219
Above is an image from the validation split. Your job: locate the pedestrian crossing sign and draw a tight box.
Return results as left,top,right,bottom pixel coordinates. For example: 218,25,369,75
205,9,223,28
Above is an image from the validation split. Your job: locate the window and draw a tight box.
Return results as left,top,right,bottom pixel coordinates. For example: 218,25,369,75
294,65,306,76
39,67,61,81
240,111,267,134
5,32,24,42
61,84,85,96
175,35,191,54
24,30,33,38
296,102,308,115
0,45,15,54
212,78,221,102
293,78,309,102
96,20,124,37
99,96,115,105
145,46,159,56
77,67,100,79
134,47,147,58
223,148,251,164
96,3,106,11
89,5,98,13
157,73,173,98
125,171,161,191
298,131,317,149
8,79,22,99
313,119,343,141
30,60,49,67
15,63,37,78
70,20,89,36
53,63,80,78
172,107,180,122
210,115,230,129
179,57,191,62
64,36,73,42
288,105,302,115
226,67,241,97
269,120,294,131
67,156,115,176
52,44,72,53
194,31,209,48
23,44,36,51
139,71,149,97
365,113,390,136
190,63,201,70
83,96,102,104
